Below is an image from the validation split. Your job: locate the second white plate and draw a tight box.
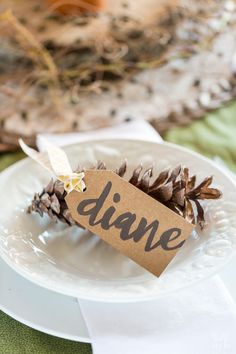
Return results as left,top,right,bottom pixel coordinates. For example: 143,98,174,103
0,256,90,342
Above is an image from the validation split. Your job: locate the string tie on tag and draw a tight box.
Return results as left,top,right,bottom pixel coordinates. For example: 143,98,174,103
19,138,86,194
58,173,86,194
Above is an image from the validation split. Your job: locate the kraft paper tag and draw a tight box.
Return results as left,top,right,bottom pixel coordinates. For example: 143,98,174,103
66,170,194,277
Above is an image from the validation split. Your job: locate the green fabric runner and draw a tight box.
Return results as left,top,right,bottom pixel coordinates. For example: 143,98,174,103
1,101,236,353
164,102,236,172
0,152,25,173
0,311,91,354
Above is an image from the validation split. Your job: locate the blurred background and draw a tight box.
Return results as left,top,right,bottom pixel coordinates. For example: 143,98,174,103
0,0,236,169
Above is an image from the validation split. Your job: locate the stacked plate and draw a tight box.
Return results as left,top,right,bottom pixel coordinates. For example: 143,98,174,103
1,139,236,342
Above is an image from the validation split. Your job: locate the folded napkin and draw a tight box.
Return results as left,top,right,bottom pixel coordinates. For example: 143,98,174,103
39,121,236,354
37,120,161,150
80,277,236,354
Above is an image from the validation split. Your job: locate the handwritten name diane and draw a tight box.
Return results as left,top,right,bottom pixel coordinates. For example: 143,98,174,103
77,181,185,252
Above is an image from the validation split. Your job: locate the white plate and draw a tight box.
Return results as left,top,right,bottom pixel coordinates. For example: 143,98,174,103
1,139,236,302
0,256,90,342
1,251,236,344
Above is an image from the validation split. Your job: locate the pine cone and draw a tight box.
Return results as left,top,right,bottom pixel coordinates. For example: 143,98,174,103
28,162,222,229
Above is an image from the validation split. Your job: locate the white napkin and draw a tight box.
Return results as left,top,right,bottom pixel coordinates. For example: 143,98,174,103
38,121,236,354
37,120,161,150
80,277,236,354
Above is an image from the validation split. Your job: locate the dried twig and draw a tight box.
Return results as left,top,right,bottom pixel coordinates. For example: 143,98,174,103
0,10,58,83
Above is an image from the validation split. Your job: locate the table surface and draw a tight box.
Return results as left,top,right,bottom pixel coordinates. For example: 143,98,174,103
1,101,236,353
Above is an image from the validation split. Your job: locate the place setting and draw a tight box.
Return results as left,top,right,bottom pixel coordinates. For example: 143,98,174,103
2,0,236,353
1,121,236,353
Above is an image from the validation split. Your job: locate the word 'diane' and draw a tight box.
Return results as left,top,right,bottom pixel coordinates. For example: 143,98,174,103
66,170,193,276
